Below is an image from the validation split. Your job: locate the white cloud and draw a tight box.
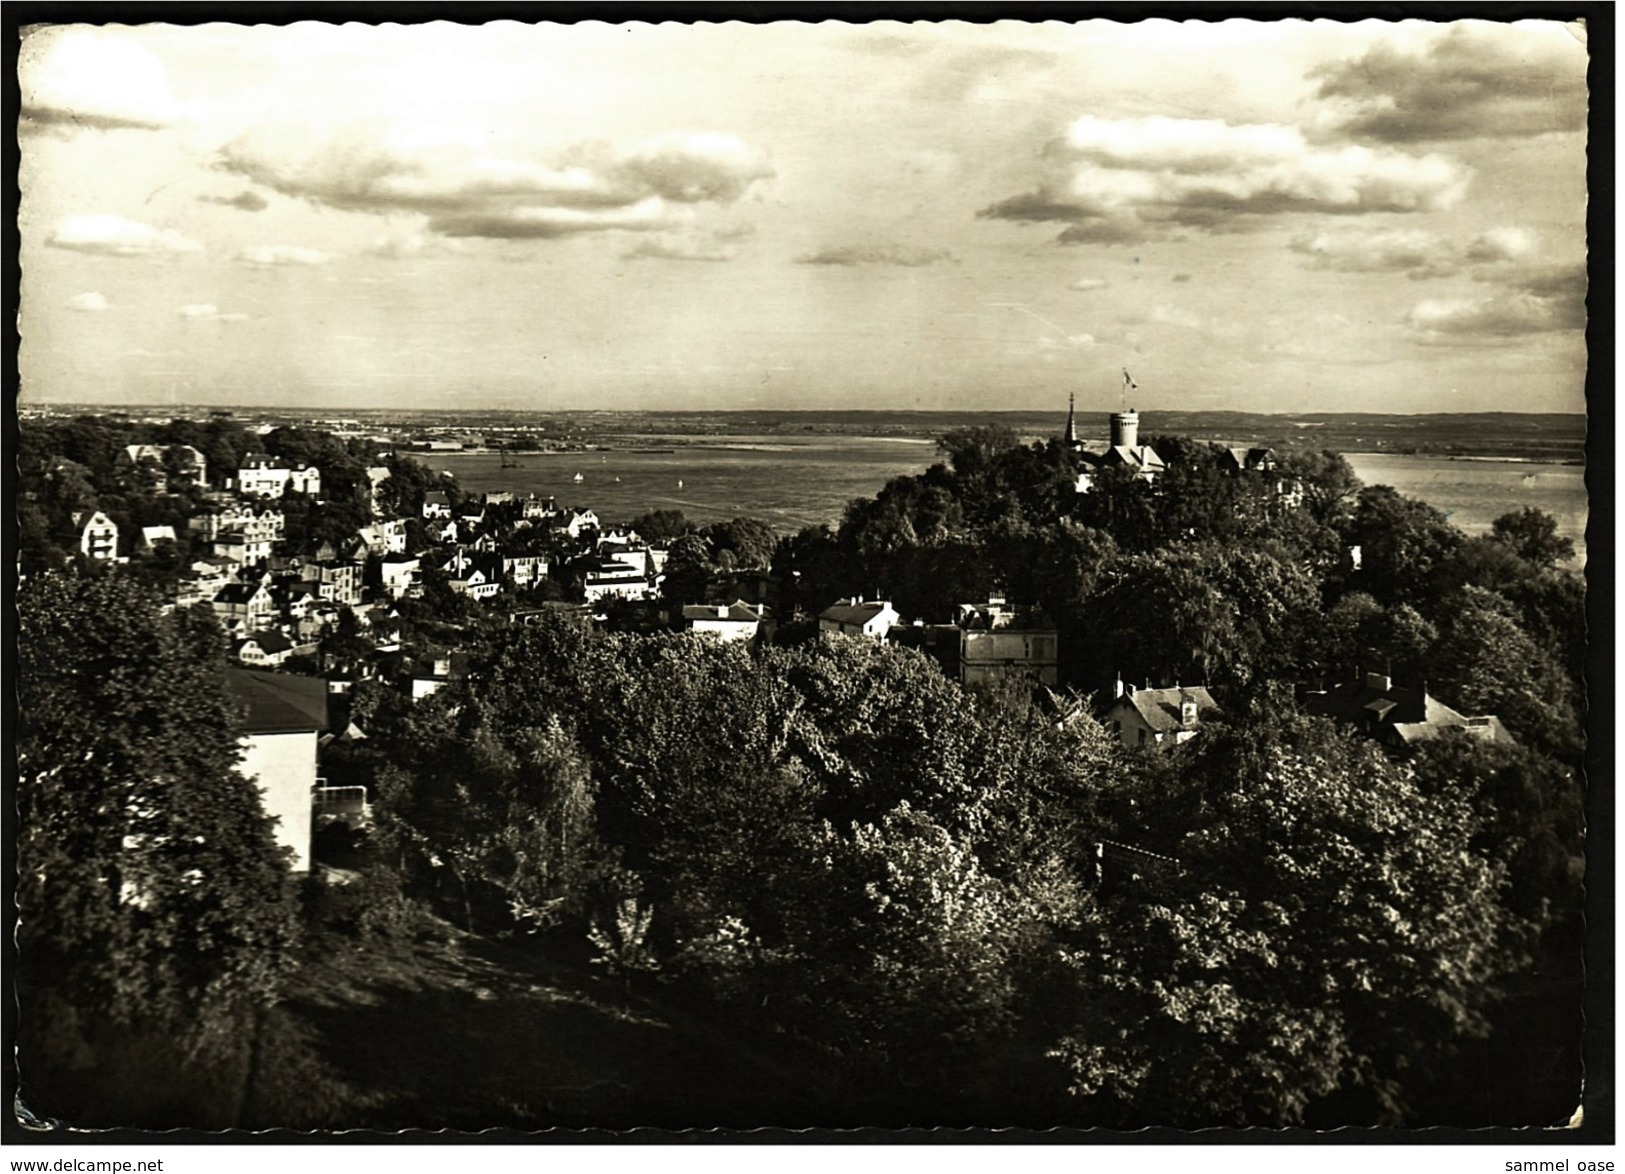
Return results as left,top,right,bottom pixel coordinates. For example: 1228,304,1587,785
1405,263,1585,343
367,232,432,259
623,233,742,262
236,244,333,267
1069,277,1110,292
1290,225,1540,279
19,27,183,132
218,124,773,241
178,304,248,322
1035,332,1098,350
1464,226,1538,264
67,291,110,312
46,214,203,257
981,115,1471,244
1289,228,1456,277
1147,304,1204,330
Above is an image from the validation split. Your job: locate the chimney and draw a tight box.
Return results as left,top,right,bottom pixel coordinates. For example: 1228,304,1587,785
1114,674,1125,699
1111,409,1140,450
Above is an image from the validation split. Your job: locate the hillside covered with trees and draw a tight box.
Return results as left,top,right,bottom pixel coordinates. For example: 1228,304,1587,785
14,415,1588,1130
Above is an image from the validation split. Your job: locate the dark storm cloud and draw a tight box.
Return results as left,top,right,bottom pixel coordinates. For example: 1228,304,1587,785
1315,24,1587,143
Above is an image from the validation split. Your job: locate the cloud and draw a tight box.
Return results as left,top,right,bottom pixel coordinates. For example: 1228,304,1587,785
235,244,332,267
178,304,249,322
67,291,110,312
1146,304,1204,330
199,191,269,212
1315,24,1588,143
1405,262,1585,343
1463,226,1538,264
19,27,182,133
46,214,202,257
1171,273,1192,283
623,231,745,262
1289,225,1538,279
796,243,956,267
367,231,432,259
217,125,773,241
1035,332,1098,351
1069,277,1110,292
980,115,1471,244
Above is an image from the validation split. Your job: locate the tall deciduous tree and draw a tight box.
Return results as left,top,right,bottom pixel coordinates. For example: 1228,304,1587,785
1051,713,1530,1126
17,572,301,1111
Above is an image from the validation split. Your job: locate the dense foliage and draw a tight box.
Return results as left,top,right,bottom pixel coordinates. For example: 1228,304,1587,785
17,570,302,1119
15,413,1587,1128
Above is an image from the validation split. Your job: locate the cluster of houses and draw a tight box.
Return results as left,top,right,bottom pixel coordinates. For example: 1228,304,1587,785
53,409,1511,882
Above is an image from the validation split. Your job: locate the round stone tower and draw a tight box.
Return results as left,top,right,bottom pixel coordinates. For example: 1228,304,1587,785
1110,409,1140,449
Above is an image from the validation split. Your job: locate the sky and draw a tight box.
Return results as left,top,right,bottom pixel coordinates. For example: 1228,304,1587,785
17,17,1590,414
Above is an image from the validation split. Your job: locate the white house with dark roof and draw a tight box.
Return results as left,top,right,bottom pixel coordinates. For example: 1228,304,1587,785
73,510,120,561
213,581,276,633
1102,684,1219,751
818,598,901,640
226,668,329,872
233,630,296,668
683,600,765,643
139,524,177,550
236,454,321,499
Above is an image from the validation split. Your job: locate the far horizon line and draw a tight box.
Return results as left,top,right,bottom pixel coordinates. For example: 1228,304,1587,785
15,402,1589,419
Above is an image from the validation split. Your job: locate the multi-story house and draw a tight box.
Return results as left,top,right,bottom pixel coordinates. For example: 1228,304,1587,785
213,581,276,634
116,443,207,492
214,529,274,566
503,553,549,588
299,559,364,608
235,454,321,499
73,510,120,561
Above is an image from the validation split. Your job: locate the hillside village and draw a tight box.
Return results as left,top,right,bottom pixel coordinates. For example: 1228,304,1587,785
16,404,1587,1130
18,405,1553,879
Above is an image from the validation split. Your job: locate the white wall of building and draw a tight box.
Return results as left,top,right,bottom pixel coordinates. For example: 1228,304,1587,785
238,730,317,872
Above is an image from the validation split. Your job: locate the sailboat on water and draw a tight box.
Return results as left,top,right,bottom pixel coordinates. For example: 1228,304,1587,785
676,478,684,490
573,472,585,484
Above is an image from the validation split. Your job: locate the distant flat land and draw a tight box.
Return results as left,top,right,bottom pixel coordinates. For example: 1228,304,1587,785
24,406,1588,464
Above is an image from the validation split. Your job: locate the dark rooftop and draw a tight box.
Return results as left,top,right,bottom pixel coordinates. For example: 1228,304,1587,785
226,668,329,734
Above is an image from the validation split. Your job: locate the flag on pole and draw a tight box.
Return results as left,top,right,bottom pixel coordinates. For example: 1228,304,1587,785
1123,369,1137,389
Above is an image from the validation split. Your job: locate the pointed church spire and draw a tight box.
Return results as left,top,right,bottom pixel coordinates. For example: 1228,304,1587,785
1064,391,1079,447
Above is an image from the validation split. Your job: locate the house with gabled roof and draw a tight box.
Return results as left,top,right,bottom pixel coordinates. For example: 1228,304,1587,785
1102,683,1219,751
73,510,120,562
1304,672,1513,751
233,629,296,668
226,668,329,872
140,524,177,550
682,600,766,643
818,598,900,640
213,581,275,633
